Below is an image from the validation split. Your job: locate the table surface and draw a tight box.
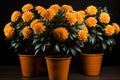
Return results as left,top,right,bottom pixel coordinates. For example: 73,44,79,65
0,66,120,80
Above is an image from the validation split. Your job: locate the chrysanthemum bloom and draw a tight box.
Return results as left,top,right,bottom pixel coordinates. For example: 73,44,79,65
74,12,83,24
85,17,97,28
41,9,56,21
78,30,88,42
112,23,120,35
65,12,77,26
78,10,86,19
22,26,32,39
53,27,69,42
32,22,46,35
61,4,73,12
22,11,34,22
4,22,15,39
11,11,21,22
99,12,110,24
22,3,34,12
104,25,115,36
85,5,97,15
81,25,88,33
49,4,61,13
35,6,46,14
30,19,40,28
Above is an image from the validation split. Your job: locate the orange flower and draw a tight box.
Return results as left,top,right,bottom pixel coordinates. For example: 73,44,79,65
112,23,120,35
85,5,97,15
22,3,34,12
49,4,61,13
99,12,110,24
74,12,83,24
65,12,77,26
35,6,46,14
85,17,97,27
41,9,56,21
53,27,69,42
78,30,88,42
78,10,86,19
22,11,34,22
81,24,88,33
32,22,46,35
11,11,21,22
22,26,32,39
30,19,40,28
61,4,73,12
4,22,15,39
104,25,115,36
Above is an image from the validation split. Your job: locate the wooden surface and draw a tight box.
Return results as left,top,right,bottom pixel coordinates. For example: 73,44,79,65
0,66,120,80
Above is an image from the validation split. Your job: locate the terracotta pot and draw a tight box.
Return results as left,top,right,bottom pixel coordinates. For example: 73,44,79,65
80,53,104,76
18,54,42,77
45,57,72,80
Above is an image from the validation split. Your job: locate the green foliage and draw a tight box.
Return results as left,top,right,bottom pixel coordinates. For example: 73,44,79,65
82,6,119,54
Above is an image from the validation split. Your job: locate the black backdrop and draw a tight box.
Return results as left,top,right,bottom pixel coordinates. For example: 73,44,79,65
0,0,120,66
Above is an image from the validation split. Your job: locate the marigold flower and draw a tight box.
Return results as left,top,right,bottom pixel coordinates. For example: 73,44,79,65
112,23,120,35
85,17,97,27
30,19,40,28
74,12,83,24
22,3,34,12
22,11,34,22
78,10,86,19
11,11,21,22
99,12,110,24
81,24,88,33
53,27,69,42
32,22,46,35
85,5,97,15
65,12,77,26
41,9,56,21
78,30,88,42
104,25,115,36
49,4,61,13
22,26,32,39
4,22,15,39
61,4,73,12
35,6,46,14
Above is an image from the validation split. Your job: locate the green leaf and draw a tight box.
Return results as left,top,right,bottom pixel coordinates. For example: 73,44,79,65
71,34,76,38
75,46,81,53
97,36,103,41
70,35,73,40
55,44,60,52
96,32,102,35
11,43,16,47
40,37,45,41
70,48,76,56
42,45,46,52
62,47,67,52
66,49,70,55
14,43,20,49
32,39,40,44
75,41,84,47
103,6,108,13
35,49,40,55
35,44,41,50
90,37,95,45
102,42,107,50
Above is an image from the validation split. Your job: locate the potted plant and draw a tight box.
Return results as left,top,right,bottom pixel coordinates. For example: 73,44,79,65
3,3,48,77
32,4,85,80
79,5,120,75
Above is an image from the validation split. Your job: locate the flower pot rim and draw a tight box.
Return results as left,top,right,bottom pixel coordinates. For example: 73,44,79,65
81,53,104,56
18,54,41,56
45,56,72,60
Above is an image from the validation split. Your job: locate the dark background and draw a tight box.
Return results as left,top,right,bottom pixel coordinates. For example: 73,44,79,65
0,0,120,66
